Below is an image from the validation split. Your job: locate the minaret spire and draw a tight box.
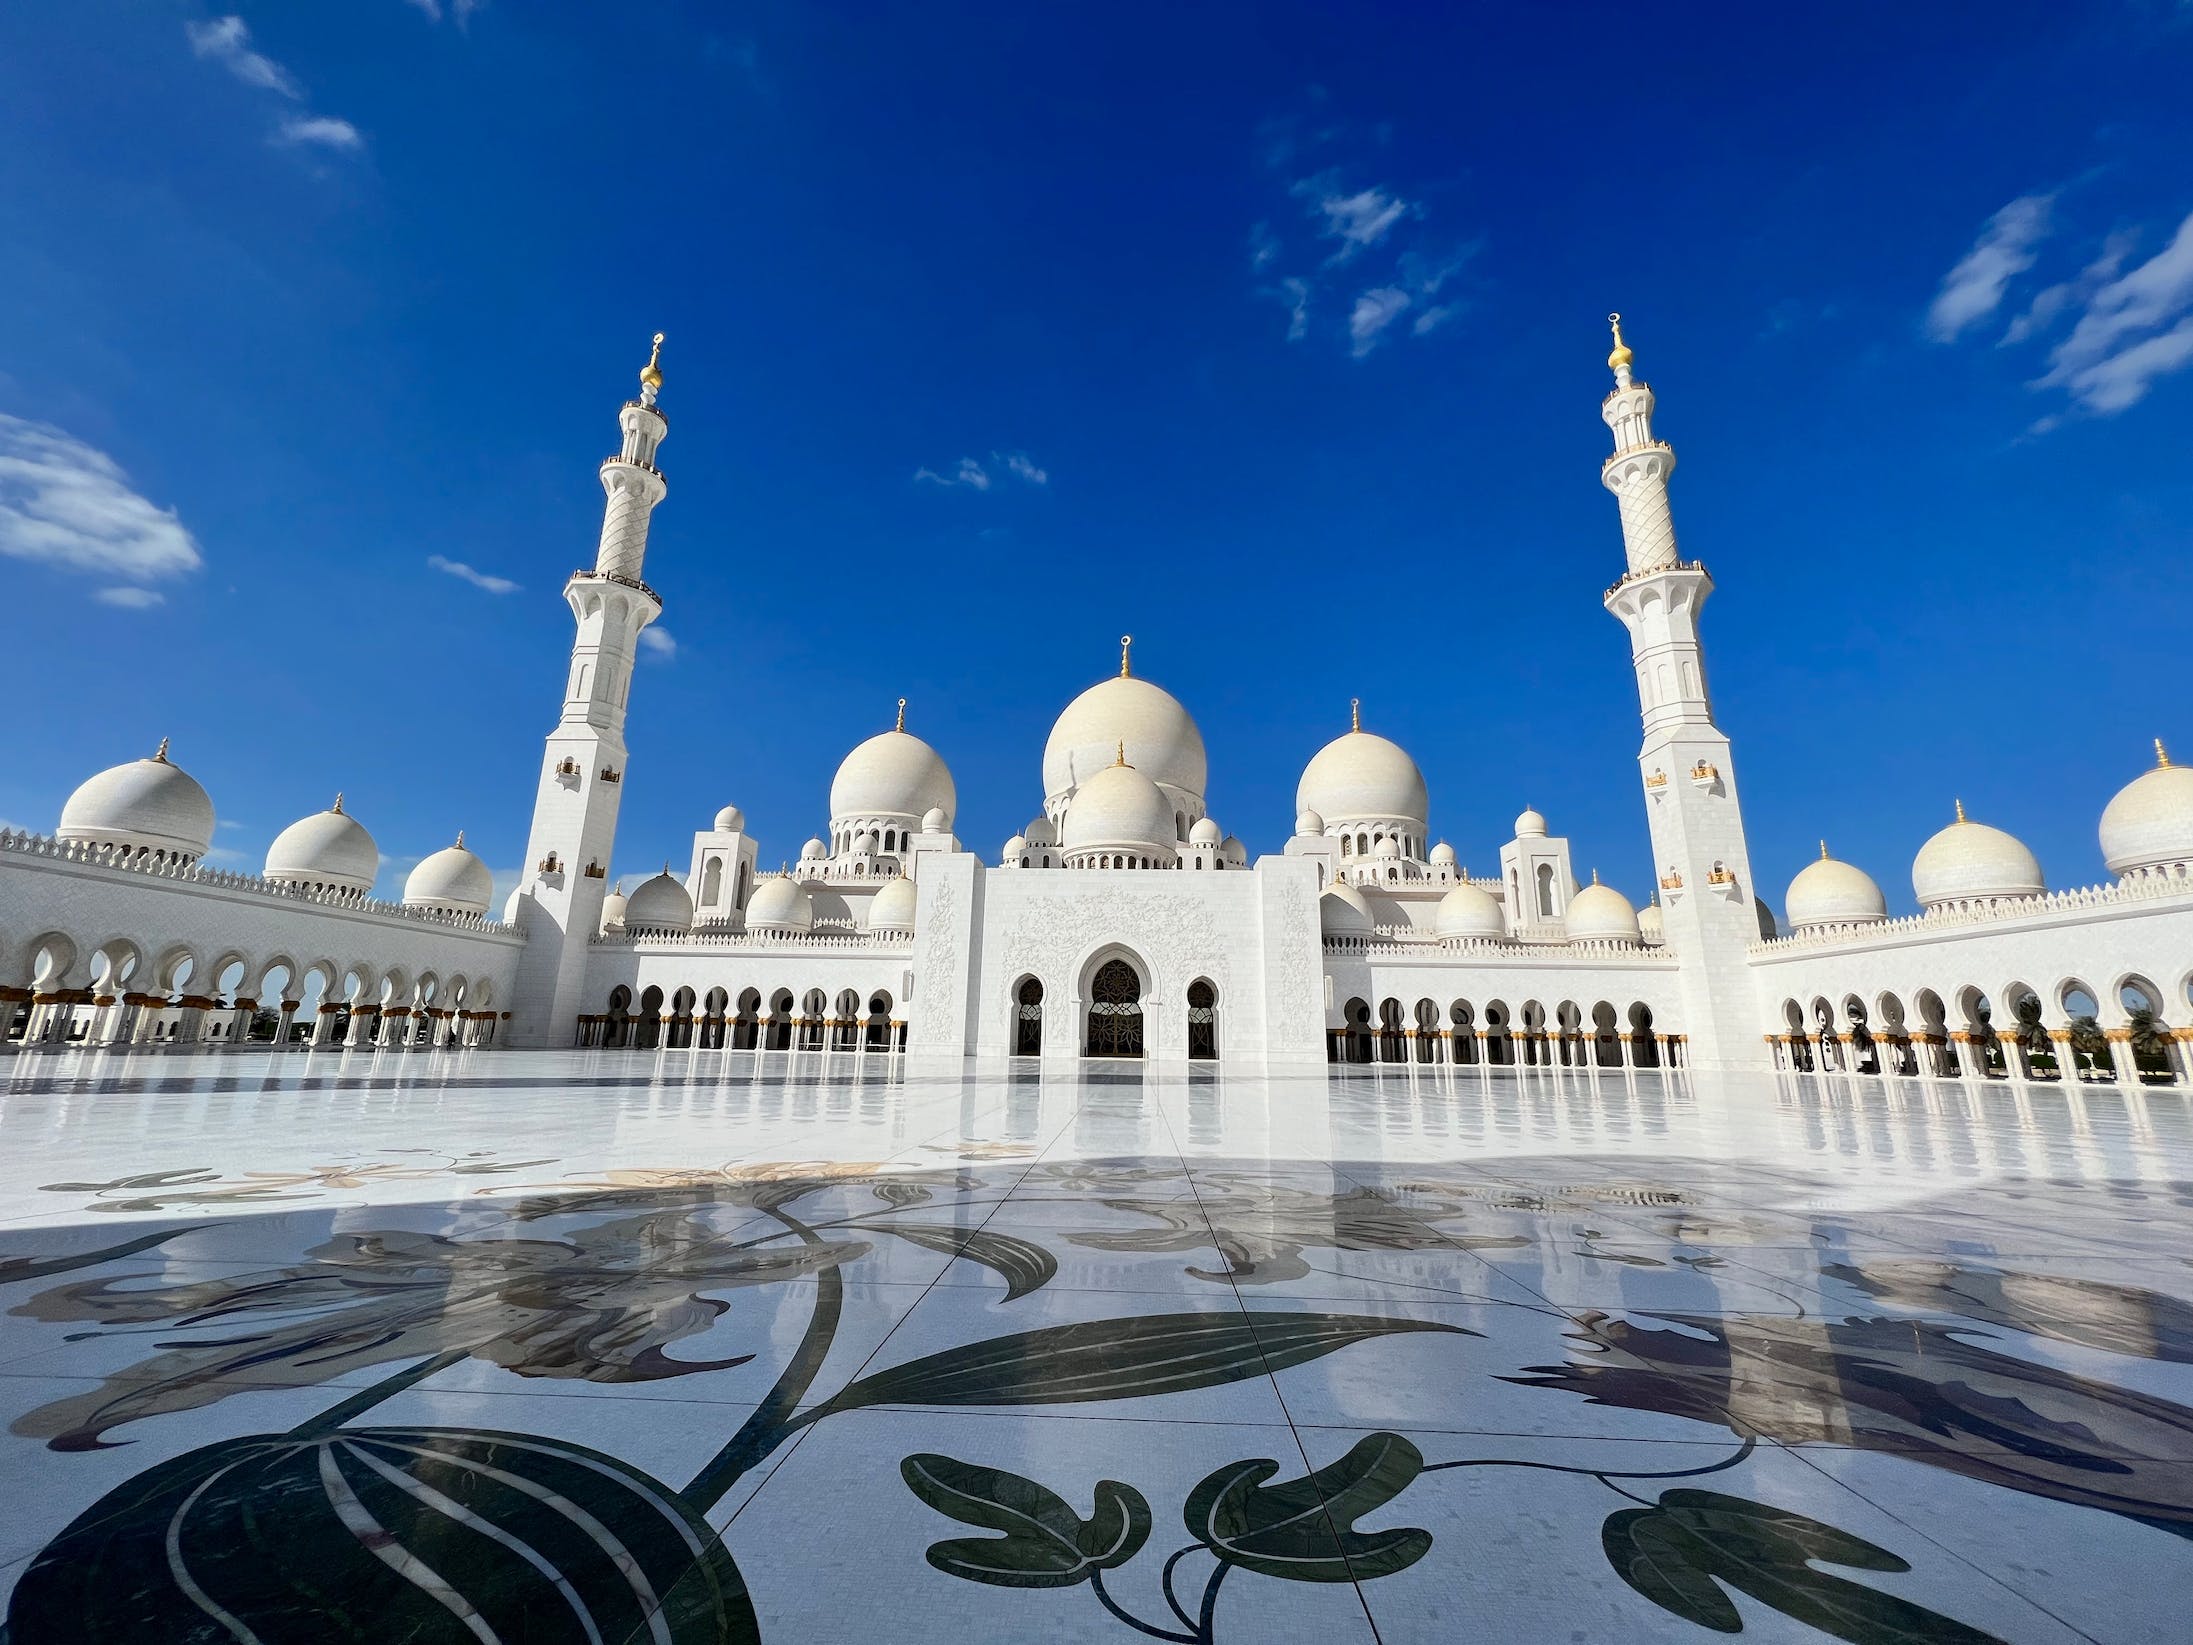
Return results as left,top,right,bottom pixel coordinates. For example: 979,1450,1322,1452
896,697,907,733
1351,697,1361,733
1120,634,1133,678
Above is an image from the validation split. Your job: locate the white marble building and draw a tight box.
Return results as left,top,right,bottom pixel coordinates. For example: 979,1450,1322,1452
4,323,2190,1080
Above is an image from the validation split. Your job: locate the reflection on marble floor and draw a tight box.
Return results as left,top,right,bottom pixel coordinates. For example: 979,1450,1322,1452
2,1052,2191,1641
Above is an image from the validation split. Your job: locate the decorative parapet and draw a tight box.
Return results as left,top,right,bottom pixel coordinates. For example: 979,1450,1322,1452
1324,934,1674,964
0,828,515,935
1748,872,2193,958
594,928,910,954
1603,555,1706,602
567,568,661,603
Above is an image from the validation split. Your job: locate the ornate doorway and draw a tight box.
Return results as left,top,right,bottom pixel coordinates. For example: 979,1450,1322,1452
1085,960,1144,1058
1186,978,1217,1059
1014,977,1044,1056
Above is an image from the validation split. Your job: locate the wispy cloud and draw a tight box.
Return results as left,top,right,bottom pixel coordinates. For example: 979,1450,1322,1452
999,451,1048,486
915,451,1049,491
2036,211,2193,411
639,627,677,660
185,16,303,98
0,415,203,605
1297,178,1413,264
1248,221,1280,272
94,586,165,609
427,554,518,594
1348,288,1412,358
915,457,992,490
278,115,364,151
1926,194,2053,342
405,0,486,23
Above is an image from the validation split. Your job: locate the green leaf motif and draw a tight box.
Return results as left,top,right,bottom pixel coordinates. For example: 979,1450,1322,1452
1184,1431,1431,1583
813,1312,1469,1417
1602,1490,2005,1643
901,1453,1150,1588
835,1221,1057,1300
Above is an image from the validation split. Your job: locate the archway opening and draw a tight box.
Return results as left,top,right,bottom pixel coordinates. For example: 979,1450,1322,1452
1014,976,1044,1057
1085,959,1143,1058
1187,978,1218,1060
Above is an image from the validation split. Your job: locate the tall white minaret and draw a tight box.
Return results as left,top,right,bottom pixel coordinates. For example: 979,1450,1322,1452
506,335,671,1045
1599,316,1762,1069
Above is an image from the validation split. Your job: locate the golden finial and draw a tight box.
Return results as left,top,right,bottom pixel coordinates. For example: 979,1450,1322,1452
1119,634,1133,678
153,737,170,763
895,697,907,733
1819,840,1829,860
2157,738,2172,769
1607,312,1634,372
1953,799,1966,824
1591,867,1601,885
1114,739,1129,768
639,332,665,392
1350,697,1361,733
455,829,466,848
333,792,345,815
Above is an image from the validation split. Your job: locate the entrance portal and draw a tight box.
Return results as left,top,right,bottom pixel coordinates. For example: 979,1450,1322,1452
1085,959,1144,1058
1014,977,1044,1056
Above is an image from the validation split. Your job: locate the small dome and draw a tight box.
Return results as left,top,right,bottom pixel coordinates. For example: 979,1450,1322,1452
1372,836,1401,860
600,882,628,930
264,797,378,894
868,874,918,933
1061,758,1176,859
403,834,493,916
1514,807,1547,839
56,740,215,860
1023,816,1057,847
745,875,814,934
1785,846,1888,931
713,803,746,832
1189,817,1223,847
1044,673,1208,808
2099,743,2193,878
1297,730,1428,827
623,869,695,934
1638,900,1664,946
921,805,951,834
1318,881,1374,936
851,830,875,856
1428,841,1457,867
829,729,957,826
503,885,527,925
1434,882,1504,941
1221,834,1247,865
1003,833,1029,861
1912,803,2043,909
1295,808,1325,836
800,836,829,861
1565,877,1641,944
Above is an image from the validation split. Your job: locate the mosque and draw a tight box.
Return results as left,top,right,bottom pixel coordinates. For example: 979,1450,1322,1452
4,324,2191,1082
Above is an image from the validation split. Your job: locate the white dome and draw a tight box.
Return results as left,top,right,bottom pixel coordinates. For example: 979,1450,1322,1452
1002,833,1029,860
1297,730,1428,826
1061,758,1177,859
1295,808,1325,836
745,875,814,934
403,835,493,915
1566,877,1641,944
1023,816,1057,847
1912,804,2044,909
800,836,829,861
1638,900,1664,945
1189,817,1223,847
1044,674,1207,809
623,869,695,934
503,885,528,925
57,740,215,860
1221,834,1247,865
830,729,957,826
600,883,628,930
264,797,377,894
1319,882,1374,936
1514,807,1547,839
867,874,918,933
1785,847,1888,931
1372,835,1402,860
921,805,951,834
1434,882,1504,940
851,830,875,855
1428,841,1457,866
713,803,746,833
2099,746,2193,877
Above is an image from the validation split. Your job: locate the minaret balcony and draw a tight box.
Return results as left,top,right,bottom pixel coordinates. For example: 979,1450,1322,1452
601,454,663,478
567,567,661,604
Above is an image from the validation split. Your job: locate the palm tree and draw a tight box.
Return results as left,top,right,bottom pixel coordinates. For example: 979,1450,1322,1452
2070,1013,2110,1078
2127,1007,2172,1078
2011,996,2057,1077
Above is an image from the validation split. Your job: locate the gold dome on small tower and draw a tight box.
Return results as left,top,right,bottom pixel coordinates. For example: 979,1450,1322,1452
1606,312,1634,372
638,332,665,392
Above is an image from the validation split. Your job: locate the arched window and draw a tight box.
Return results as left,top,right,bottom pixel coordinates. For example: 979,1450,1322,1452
700,856,723,906
1536,863,1556,918
1015,976,1043,1056
1187,978,1217,1059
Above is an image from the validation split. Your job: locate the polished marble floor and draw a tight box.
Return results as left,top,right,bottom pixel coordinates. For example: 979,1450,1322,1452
1,1048,2190,1642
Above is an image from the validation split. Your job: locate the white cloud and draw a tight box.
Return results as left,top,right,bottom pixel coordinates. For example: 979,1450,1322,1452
2043,315,2193,415
406,0,486,23
915,457,991,490
1298,181,1413,262
997,451,1048,486
1411,304,1457,337
185,16,303,98
1927,194,2053,342
1248,221,1280,271
639,627,677,660
1273,276,1310,342
2044,211,2193,375
278,115,364,151
0,415,203,584
2001,231,2133,346
94,586,165,609
427,554,519,594
1347,287,1411,357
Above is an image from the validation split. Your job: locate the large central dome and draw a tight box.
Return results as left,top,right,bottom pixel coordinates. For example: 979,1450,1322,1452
829,729,956,827
1043,673,1207,812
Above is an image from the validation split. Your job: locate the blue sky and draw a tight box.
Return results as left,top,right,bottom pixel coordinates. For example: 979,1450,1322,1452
2,2,2190,917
